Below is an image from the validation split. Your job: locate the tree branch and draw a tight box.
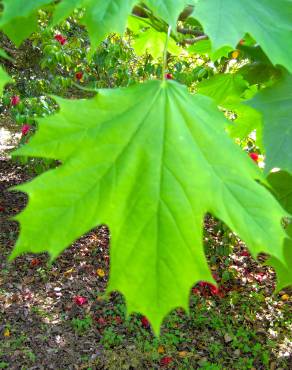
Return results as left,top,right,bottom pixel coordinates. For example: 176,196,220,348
182,35,209,45
177,27,204,36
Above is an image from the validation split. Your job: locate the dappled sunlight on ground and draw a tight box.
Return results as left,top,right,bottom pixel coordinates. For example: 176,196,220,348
0,124,21,158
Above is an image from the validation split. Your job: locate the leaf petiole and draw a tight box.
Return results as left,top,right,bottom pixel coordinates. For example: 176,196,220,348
162,25,172,81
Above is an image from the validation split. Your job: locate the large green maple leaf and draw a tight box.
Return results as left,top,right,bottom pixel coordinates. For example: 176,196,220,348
127,17,182,59
1,0,52,21
0,0,54,46
247,72,292,174
11,80,288,332
196,74,263,147
52,0,136,47
195,0,292,73
51,0,81,27
82,0,136,47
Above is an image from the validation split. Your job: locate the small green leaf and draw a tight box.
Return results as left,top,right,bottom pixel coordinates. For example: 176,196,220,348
144,0,193,30
11,80,287,333
0,66,13,95
129,20,182,59
197,74,249,106
196,74,262,144
238,63,281,85
237,45,280,85
238,45,272,65
188,39,211,54
188,40,232,61
0,49,13,61
228,104,263,149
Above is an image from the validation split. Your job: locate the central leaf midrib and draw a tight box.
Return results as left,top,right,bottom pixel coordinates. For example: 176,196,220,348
154,86,168,309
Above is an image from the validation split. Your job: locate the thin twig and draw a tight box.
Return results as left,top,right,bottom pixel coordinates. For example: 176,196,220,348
162,25,172,80
183,35,209,45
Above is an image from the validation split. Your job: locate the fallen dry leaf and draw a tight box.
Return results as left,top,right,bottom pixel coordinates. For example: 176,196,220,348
157,345,165,354
281,294,289,301
96,268,105,278
64,268,75,276
224,333,233,343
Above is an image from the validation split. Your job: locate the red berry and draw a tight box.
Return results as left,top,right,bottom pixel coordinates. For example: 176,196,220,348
114,316,122,324
73,296,88,306
140,316,150,328
54,34,62,42
165,73,173,80
96,317,107,326
254,272,266,283
104,255,110,263
160,356,173,367
210,285,219,295
192,287,200,295
212,272,220,282
55,34,67,45
11,95,20,106
75,71,83,81
198,281,209,288
21,124,31,136
198,281,223,297
249,152,259,163
30,258,41,267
